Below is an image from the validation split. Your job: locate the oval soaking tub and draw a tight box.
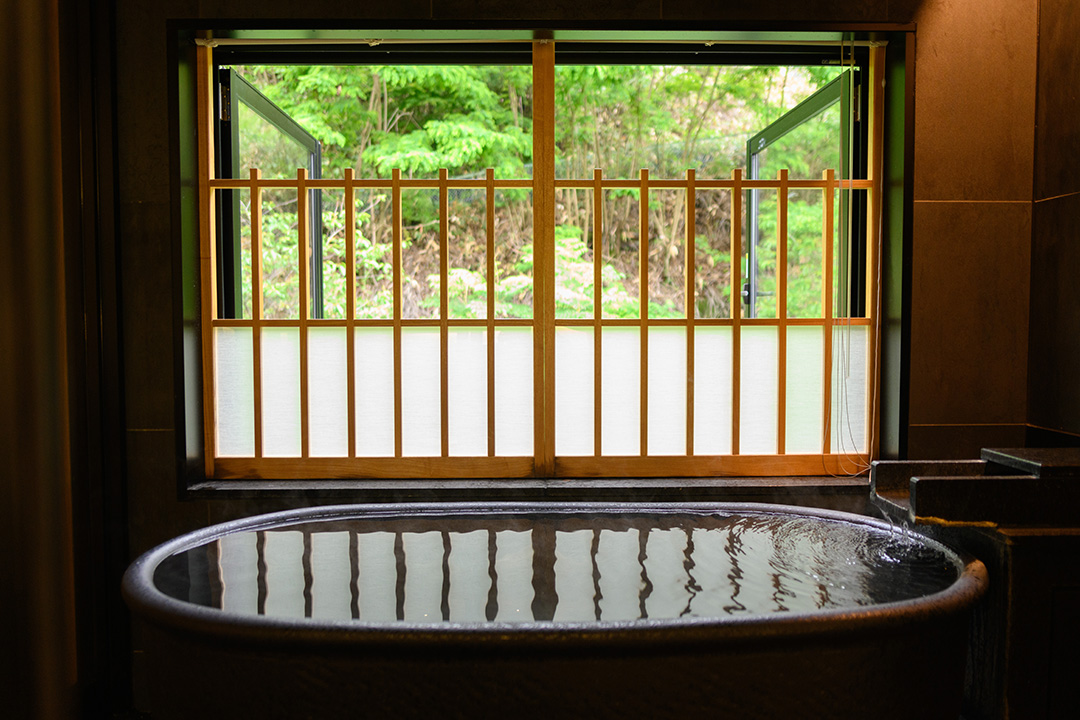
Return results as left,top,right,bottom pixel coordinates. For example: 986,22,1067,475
123,503,987,720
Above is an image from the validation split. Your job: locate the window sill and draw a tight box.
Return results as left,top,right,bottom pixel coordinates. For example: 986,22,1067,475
188,475,871,512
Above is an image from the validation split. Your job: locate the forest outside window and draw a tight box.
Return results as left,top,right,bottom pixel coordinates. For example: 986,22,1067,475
192,35,884,480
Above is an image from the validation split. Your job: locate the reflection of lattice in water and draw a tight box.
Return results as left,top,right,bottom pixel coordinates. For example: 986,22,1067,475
175,510,961,623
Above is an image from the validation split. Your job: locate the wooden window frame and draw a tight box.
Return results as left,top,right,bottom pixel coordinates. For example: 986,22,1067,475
194,39,885,480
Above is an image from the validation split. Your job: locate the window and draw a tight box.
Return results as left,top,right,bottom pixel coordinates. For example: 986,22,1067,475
189,33,884,480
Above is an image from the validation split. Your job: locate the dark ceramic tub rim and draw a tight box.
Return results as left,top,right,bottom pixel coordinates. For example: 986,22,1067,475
122,501,988,651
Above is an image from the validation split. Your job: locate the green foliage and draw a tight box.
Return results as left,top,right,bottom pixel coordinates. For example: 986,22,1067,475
227,61,843,321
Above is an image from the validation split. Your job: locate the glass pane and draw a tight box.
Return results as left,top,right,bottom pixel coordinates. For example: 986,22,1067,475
647,189,686,318
648,327,687,456
318,189,348,320
401,189,441,320
308,327,347,458
354,328,394,457
831,324,868,453
493,188,533,319
401,327,441,457
755,101,841,181
402,532,442,622
310,532,351,621
214,327,254,457
495,328,533,456
261,327,301,457
694,327,732,455
355,188,394,319
786,326,824,454
356,532,397,621
601,191,640,319
235,99,311,179
739,326,778,454
694,189,735,320
448,188,487,319
261,188,300,320
448,328,487,457
746,187,778,319
602,327,640,456
787,189,824,318
447,531,490,622
555,327,594,457
554,192,595,320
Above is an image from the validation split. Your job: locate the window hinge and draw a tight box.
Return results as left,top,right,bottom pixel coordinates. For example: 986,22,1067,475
219,83,231,122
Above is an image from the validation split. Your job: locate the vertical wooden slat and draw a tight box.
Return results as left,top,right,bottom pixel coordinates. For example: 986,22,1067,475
593,168,603,457
822,168,835,454
297,168,310,459
345,168,356,458
866,45,887,459
777,168,788,455
731,168,743,455
639,168,649,457
392,169,403,458
532,39,556,476
439,168,450,458
685,169,696,456
486,168,496,457
250,169,264,458
196,43,217,476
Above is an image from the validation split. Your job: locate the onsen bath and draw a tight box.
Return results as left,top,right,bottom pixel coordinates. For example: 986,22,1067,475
123,503,986,720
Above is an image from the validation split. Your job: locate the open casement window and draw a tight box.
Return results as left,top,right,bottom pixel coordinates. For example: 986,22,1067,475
195,38,885,480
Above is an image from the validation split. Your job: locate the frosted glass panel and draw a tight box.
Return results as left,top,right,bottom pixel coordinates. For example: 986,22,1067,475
495,328,532,456
402,328,441,457
355,328,394,457
648,327,686,455
447,531,489,622
308,328,348,457
694,327,732,455
553,530,594,622
786,326,824,454
448,329,487,456
739,326,778,454
494,531,533,622
310,531,351,620
214,327,254,457
218,533,257,615
356,532,397,621
596,529,641,621
263,531,304,618
261,327,301,457
403,532,443,622
831,324,868,453
602,327,640,456
555,327,593,456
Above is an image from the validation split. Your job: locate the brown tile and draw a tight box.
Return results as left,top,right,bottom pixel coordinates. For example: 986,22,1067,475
1035,0,1080,200
908,201,1030,425
907,423,1026,460
1028,192,1080,434
661,0,887,22
912,0,1037,201
434,0,660,21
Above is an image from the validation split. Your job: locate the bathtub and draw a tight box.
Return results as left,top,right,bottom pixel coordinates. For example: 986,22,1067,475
123,502,987,719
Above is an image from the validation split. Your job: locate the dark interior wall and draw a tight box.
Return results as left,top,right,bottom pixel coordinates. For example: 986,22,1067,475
904,0,1037,458
1028,0,1080,438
